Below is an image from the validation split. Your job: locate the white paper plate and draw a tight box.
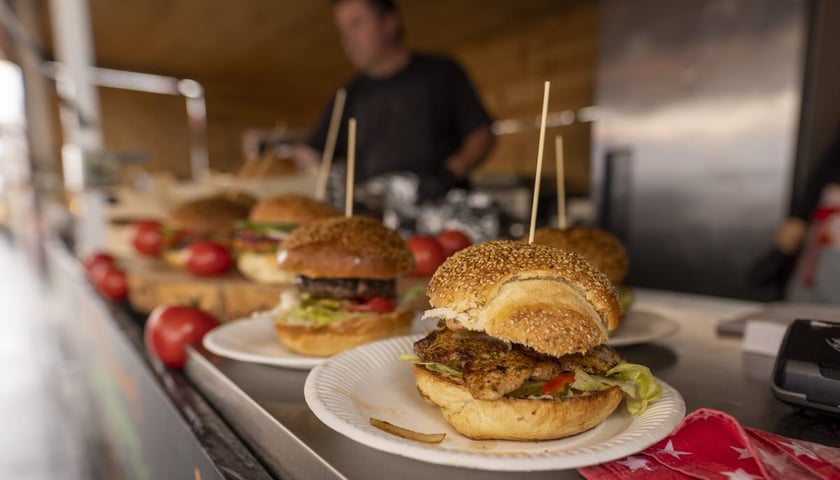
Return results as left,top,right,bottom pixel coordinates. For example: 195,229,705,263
203,314,324,370
608,310,679,347
304,335,685,471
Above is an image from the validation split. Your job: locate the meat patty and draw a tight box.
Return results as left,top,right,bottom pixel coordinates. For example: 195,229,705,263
295,275,396,300
414,327,623,400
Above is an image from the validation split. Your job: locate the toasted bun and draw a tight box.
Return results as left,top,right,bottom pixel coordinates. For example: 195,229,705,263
236,252,296,285
277,216,414,279
249,194,340,224
274,307,413,356
167,196,251,233
532,227,628,285
413,366,623,440
426,241,620,355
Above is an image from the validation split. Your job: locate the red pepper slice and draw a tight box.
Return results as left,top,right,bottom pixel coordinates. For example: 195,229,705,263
341,296,395,313
542,372,576,395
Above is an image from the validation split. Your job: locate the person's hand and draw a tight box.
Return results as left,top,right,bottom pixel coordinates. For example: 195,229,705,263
776,217,807,254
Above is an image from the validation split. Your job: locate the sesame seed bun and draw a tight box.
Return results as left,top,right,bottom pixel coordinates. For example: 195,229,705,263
412,365,623,440
277,216,414,280
167,195,252,233
532,227,628,285
248,194,340,224
425,241,620,355
274,307,413,356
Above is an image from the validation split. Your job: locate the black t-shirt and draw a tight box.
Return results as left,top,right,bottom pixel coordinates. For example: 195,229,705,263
307,52,493,183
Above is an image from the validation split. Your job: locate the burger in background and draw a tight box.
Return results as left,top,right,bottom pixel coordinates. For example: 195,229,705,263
531,226,634,315
161,195,253,269
273,216,415,356
234,194,340,284
404,241,659,441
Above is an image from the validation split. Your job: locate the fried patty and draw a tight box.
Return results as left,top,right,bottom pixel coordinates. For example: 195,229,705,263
295,275,396,300
414,327,623,400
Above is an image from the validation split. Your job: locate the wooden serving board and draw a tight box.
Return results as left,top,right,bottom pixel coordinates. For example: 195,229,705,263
126,258,290,322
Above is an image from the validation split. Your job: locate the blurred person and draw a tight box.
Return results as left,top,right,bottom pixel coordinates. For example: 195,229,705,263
293,0,495,201
752,132,840,302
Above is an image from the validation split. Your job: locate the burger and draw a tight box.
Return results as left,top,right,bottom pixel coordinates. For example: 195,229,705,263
532,226,634,314
404,241,659,441
273,216,415,356
234,194,340,284
162,194,254,268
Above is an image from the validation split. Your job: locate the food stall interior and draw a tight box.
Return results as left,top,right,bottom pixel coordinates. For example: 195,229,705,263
2,0,840,479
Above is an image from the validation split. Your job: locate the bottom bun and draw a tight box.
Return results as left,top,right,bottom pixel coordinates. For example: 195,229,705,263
275,307,413,357
413,365,623,441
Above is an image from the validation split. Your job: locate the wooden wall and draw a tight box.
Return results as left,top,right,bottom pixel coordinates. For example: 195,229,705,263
84,0,598,193
454,0,598,194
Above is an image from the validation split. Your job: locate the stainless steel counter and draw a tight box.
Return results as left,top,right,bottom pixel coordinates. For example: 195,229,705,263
184,290,840,479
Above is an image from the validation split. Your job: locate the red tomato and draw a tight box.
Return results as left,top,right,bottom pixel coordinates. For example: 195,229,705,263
132,220,164,256
84,252,116,283
145,305,220,369
437,230,472,257
407,236,446,277
342,296,396,313
185,241,232,276
542,372,576,395
83,252,114,274
96,267,128,300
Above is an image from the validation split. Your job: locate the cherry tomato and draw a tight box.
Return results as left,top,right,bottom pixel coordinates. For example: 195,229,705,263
407,236,446,277
83,252,115,284
145,305,220,369
96,267,128,301
342,296,396,313
185,241,232,276
132,220,164,256
437,230,472,257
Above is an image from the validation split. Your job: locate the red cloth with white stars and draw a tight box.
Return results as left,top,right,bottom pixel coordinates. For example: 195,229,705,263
578,409,840,480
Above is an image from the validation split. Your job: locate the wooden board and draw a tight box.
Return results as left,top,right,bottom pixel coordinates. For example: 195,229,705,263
126,258,290,322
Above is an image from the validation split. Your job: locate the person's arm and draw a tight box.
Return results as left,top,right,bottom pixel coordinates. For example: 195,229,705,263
289,143,321,172
445,125,495,178
447,58,495,179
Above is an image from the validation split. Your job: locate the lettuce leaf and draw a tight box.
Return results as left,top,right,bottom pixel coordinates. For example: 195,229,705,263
399,354,463,379
619,287,635,313
606,362,662,415
283,296,350,327
506,381,546,398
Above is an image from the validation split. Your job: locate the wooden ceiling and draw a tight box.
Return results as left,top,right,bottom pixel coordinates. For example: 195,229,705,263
38,0,579,110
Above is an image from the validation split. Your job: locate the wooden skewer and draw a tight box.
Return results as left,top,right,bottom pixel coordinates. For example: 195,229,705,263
316,88,347,201
345,118,357,218
528,81,551,244
555,135,566,230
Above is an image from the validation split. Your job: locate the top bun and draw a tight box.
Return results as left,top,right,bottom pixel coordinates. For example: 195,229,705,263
277,216,414,279
532,227,628,285
426,241,620,356
166,195,252,233
249,194,340,224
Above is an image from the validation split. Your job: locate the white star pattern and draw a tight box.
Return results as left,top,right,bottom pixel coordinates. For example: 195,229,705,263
758,451,790,474
780,441,819,460
657,440,692,459
691,411,716,422
615,456,653,472
731,445,753,460
721,468,762,480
